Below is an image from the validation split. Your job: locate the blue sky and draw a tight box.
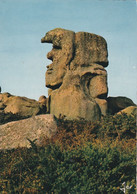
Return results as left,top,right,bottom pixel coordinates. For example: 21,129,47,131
0,0,136,103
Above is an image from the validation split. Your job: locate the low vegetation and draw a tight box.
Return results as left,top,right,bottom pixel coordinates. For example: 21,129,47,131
0,112,29,125
0,113,136,193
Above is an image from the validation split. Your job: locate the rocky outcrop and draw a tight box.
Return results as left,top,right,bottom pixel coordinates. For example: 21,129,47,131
0,93,47,121
0,28,136,151
107,96,136,115
0,114,57,150
41,28,109,121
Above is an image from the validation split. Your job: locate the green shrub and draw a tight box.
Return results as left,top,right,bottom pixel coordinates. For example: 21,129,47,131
0,142,135,193
98,113,136,140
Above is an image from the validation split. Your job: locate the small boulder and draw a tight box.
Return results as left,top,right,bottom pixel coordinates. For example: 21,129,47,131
117,106,137,116
38,95,47,105
107,96,136,115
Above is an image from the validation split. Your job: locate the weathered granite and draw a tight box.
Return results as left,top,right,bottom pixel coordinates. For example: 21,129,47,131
0,93,47,119
41,28,109,120
0,114,57,150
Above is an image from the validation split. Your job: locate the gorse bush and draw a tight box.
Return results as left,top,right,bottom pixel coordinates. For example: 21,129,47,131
0,113,136,193
98,113,136,139
0,143,135,193
44,113,136,150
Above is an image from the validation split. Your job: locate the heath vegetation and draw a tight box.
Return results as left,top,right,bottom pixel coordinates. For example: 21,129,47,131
0,113,136,193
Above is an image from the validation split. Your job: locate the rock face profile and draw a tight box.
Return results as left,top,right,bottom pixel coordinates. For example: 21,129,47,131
41,28,109,121
0,28,136,150
0,114,57,150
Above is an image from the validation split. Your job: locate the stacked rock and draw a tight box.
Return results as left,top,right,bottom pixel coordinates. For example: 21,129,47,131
41,28,109,121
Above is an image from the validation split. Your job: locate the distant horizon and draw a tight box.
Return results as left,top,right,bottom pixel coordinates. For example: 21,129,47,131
0,0,136,103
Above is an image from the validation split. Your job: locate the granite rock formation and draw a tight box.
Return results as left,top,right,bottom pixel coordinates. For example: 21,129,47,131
0,93,47,120
0,28,136,151
41,28,109,121
0,114,57,150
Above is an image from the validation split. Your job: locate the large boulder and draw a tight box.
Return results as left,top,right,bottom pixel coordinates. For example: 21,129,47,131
41,28,109,120
0,114,57,150
107,96,136,115
0,93,47,120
